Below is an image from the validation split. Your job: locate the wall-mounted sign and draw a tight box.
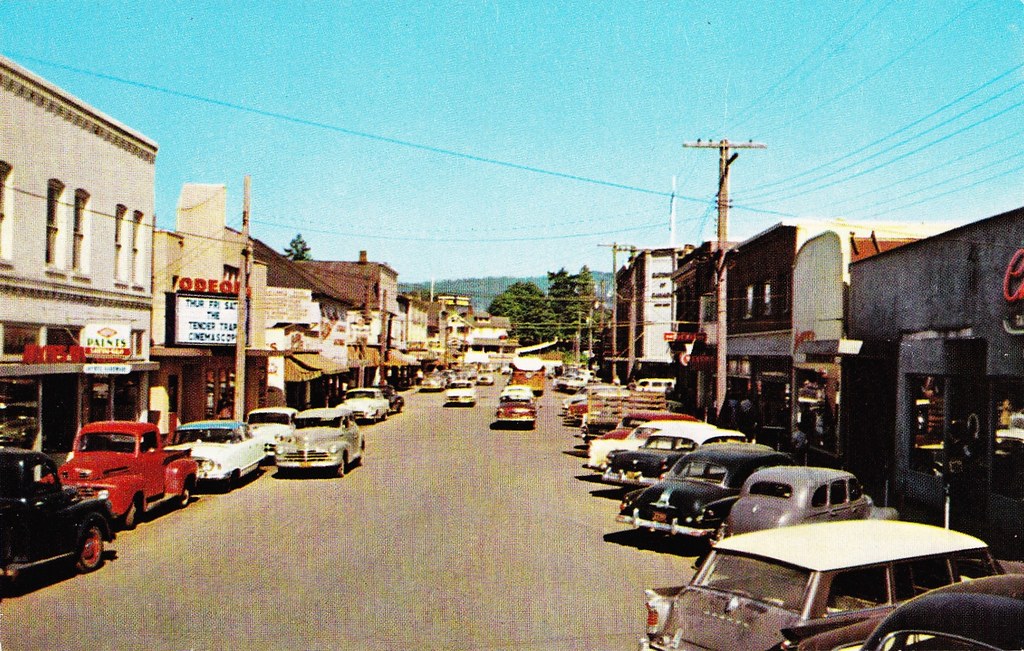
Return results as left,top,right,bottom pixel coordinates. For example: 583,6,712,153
664,331,704,343
84,364,131,375
175,295,238,345
81,323,131,359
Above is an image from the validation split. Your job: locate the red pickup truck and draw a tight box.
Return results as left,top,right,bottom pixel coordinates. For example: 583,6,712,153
59,421,198,529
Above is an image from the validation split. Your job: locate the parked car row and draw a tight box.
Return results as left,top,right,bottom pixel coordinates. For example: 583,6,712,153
0,385,410,593
557,405,1024,650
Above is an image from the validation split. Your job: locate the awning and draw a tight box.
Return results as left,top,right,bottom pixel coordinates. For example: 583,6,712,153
284,352,348,383
386,350,421,366
347,345,381,367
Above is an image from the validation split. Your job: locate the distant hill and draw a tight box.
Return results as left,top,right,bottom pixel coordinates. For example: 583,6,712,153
400,273,613,310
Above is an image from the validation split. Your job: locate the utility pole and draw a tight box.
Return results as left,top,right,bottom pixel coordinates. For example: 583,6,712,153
683,139,765,417
600,243,636,383
233,175,251,421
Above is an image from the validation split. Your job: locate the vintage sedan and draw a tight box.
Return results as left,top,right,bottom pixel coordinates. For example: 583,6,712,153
720,466,899,541
275,407,363,477
476,373,496,386
245,406,297,457
617,443,792,537
493,395,537,429
586,415,707,471
445,380,477,407
0,448,115,581
602,426,750,486
640,520,1007,651
169,420,265,490
339,387,389,423
420,374,445,392
378,384,405,414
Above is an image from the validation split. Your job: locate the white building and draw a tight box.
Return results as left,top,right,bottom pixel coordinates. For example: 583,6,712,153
0,54,158,453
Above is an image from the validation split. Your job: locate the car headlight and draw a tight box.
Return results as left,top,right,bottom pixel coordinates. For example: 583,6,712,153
97,489,110,501
328,445,339,454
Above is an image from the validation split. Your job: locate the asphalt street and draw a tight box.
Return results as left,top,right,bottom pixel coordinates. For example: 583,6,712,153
0,382,698,651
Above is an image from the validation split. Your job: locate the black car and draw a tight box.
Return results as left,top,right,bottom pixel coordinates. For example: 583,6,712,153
601,429,748,487
616,443,792,539
0,448,115,582
378,384,405,414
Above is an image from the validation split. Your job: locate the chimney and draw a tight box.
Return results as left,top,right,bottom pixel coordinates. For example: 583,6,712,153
359,250,368,264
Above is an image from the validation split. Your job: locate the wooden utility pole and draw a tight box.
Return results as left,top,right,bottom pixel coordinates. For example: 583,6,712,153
683,139,765,417
233,175,251,421
600,243,636,383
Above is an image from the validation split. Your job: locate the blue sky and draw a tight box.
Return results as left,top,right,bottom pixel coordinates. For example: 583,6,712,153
3,1,1023,282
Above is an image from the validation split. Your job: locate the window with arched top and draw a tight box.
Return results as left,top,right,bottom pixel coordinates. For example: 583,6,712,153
114,204,127,281
72,189,90,273
0,161,11,260
131,210,144,285
45,179,65,267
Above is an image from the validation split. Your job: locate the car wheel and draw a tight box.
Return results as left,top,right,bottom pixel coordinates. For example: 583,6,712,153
74,523,105,573
121,495,142,530
337,453,348,478
227,470,240,492
175,479,193,509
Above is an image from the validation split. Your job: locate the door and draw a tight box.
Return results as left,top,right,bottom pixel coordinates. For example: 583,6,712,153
21,458,71,560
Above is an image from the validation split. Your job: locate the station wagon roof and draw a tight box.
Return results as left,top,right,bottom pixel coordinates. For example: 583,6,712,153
178,420,245,430
715,520,987,572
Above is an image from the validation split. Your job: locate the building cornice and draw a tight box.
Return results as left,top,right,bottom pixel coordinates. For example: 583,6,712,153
0,276,152,312
0,65,157,164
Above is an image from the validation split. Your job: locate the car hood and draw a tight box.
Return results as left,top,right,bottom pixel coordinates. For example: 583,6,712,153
60,453,148,481
344,398,382,406
658,587,798,651
247,423,292,439
287,428,344,443
166,441,239,460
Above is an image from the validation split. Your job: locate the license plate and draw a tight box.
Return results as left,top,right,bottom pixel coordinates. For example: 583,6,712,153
626,471,641,480
651,511,668,523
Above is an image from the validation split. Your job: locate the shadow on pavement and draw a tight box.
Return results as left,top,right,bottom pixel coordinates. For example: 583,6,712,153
603,529,708,559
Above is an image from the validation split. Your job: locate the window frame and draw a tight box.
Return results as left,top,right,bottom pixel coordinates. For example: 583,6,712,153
72,189,90,273
45,179,65,268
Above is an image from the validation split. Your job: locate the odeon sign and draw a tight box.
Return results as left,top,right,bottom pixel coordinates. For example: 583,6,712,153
1003,249,1024,334
175,276,240,295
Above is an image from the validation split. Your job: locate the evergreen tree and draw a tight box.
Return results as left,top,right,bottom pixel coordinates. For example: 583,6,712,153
283,233,312,261
488,281,555,346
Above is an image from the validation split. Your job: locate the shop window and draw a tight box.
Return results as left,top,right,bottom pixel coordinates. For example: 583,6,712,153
3,324,38,356
992,380,1024,499
910,376,945,476
763,281,773,316
796,368,838,455
743,284,755,319
46,326,77,347
0,378,39,449
131,210,144,285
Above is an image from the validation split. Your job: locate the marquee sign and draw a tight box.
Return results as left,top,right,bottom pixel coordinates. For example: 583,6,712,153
174,295,239,345
175,276,240,295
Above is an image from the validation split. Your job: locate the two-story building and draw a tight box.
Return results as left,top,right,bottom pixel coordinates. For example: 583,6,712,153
0,54,158,453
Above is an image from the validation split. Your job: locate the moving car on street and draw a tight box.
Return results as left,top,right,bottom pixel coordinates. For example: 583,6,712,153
616,443,792,538
601,426,750,487
420,374,445,392
445,380,477,407
246,407,297,458
275,407,363,477
493,394,537,429
640,520,1006,651
378,384,405,414
169,420,265,490
0,448,115,581
339,387,390,423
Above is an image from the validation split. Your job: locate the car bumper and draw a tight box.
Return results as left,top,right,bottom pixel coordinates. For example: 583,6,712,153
616,509,713,537
446,397,475,404
601,469,661,486
275,449,343,468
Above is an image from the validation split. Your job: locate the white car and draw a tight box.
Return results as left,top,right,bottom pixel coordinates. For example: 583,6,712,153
445,380,477,406
169,420,265,489
634,378,675,393
275,407,363,477
501,384,536,401
339,388,390,423
586,419,723,470
245,406,297,458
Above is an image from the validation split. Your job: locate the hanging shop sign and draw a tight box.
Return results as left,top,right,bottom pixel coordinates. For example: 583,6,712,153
81,323,131,359
174,295,239,345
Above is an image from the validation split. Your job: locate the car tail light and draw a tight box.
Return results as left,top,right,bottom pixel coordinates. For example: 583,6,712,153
646,603,658,627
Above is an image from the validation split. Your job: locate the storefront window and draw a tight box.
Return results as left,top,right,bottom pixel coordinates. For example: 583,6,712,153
46,326,77,347
795,367,837,455
3,323,38,356
910,376,945,475
993,380,1024,500
0,378,39,449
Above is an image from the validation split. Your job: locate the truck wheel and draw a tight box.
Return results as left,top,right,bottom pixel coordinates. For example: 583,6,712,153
176,479,193,509
121,496,142,530
74,523,104,573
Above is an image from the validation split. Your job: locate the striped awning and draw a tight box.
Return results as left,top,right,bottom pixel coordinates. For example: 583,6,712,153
284,352,348,383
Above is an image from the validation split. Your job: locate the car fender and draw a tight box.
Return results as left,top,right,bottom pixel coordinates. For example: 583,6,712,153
165,459,198,494
701,495,741,525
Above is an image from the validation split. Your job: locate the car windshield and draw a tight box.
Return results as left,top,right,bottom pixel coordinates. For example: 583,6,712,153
248,412,291,425
296,416,342,429
500,397,532,406
698,552,811,612
345,390,377,400
176,427,239,444
77,432,137,453
670,460,728,483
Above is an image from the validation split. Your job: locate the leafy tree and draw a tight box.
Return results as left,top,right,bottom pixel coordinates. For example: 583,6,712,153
547,266,597,342
488,281,555,346
283,233,312,261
